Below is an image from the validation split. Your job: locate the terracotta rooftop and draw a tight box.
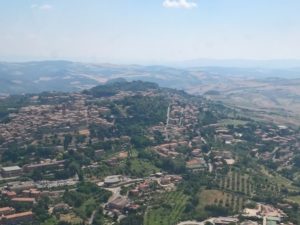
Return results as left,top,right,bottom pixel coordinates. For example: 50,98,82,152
0,207,14,212
3,211,33,219
11,197,35,202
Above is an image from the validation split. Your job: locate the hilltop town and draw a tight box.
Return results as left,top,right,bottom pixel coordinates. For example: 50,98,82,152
0,81,300,225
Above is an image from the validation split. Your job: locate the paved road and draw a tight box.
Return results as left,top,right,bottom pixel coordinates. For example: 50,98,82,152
166,104,171,126
165,104,171,141
177,221,204,225
88,210,96,225
263,216,267,225
105,187,121,202
177,218,215,225
177,216,240,225
208,163,213,173
179,107,184,126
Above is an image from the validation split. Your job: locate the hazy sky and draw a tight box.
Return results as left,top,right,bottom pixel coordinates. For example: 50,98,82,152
1,0,300,63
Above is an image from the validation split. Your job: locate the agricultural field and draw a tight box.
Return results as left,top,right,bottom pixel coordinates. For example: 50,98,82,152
197,189,245,214
216,166,300,206
144,191,189,225
260,166,300,192
218,171,253,196
197,76,300,126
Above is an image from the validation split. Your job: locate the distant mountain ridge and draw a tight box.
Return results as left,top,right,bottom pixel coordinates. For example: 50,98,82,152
0,61,200,94
1,60,300,95
171,58,300,69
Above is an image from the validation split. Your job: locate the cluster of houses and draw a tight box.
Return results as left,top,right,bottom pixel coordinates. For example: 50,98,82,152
150,101,211,172
0,208,33,225
178,202,291,225
242,203,288,225
0,187,41,224
0,93,113,148
153,142,184,158
150,101,201,144
149,100,241,174
1,159,65,179
0,175,79,224
215,127,244,145
101,173,183,219
105,151,129,167
211,150,235,169
251,125,299,169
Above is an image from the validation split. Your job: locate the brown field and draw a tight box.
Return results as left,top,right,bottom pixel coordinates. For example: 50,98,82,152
189,78,300,126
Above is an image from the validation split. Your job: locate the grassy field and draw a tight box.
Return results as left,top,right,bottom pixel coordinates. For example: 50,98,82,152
85,153,159,179
197,189,244,213
197,189,225,209
127,158,160,177
218,119,248,126
60,213,83,224
144,191,189,225
41,217,59,225
286,195,300,204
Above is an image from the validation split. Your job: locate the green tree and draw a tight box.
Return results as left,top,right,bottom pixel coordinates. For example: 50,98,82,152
64,134,73,150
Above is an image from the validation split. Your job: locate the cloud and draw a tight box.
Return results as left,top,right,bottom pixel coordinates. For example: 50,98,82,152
31,4,53,11
39,4,53,10
163,0,197,9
